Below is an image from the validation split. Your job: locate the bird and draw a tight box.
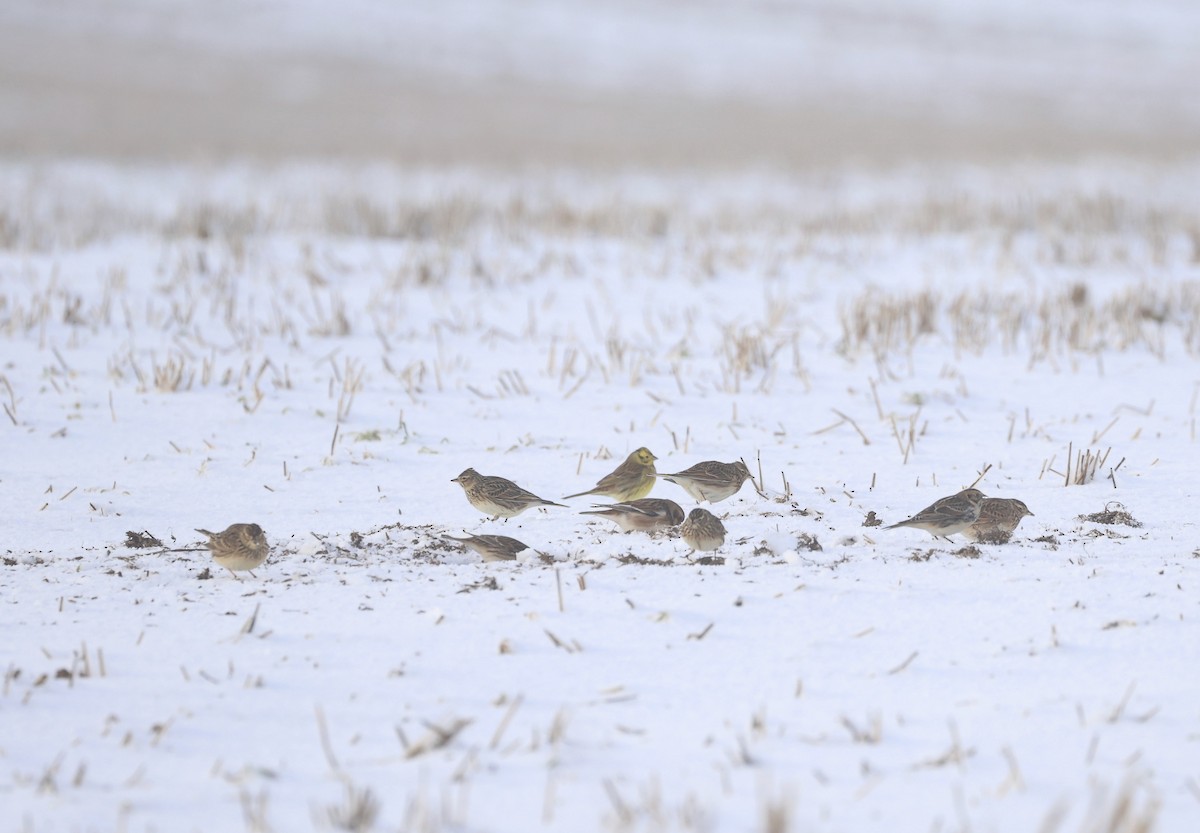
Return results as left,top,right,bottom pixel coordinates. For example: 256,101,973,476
963,498,1034,543
562,447,658,501
452,468,565,521
443,533,530,562
658,460,753,504
579,498,685,533
679,507,727,554
884,488,987,540
195,523,270,578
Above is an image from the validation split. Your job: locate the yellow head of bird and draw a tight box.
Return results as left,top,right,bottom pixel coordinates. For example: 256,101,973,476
632,448,656,466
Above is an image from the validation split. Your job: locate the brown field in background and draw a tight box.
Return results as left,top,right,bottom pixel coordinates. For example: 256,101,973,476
1,4,1197,168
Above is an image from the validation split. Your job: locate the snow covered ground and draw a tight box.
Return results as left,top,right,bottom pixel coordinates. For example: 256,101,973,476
2,162,1198,831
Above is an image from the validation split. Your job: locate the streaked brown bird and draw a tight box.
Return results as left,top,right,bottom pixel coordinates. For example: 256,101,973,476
579,498,685,533
563,447,658,501
195,523,270,578
884,488,986,541
964,498,1034,543
452,468,565,521
443,533,530,562
658,460,753,504
680,507,727,554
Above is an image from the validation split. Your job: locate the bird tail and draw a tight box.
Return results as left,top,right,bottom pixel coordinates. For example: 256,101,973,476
195,528,214,536
561,490,594,500
543,500,568,508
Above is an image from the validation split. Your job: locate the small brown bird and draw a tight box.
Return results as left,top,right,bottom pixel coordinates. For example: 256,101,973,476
963,498,1034,543
563,447,658,501
452,468,565,521
579,498,685,533
195,523,270,578
884,488,987,541
443,533,530,562
679,507,727,554
658,460,753,504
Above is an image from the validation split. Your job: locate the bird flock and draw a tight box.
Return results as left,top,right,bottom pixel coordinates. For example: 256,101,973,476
194,447,1034,576
447,448,741,561
441,449,1033,565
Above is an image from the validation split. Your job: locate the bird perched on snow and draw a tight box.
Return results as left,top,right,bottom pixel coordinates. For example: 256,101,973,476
658,460,753,504
963,498,1034,543
563,448,658,501
443,533,530,562
579,498,685,533
195,523,270,578
452,468,565,521
884,488,986,541
680,507,727,554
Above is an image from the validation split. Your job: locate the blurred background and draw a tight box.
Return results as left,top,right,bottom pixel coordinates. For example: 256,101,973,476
2,0,1198,168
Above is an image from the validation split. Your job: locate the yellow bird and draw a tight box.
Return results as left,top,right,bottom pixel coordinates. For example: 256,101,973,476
563,448,657,501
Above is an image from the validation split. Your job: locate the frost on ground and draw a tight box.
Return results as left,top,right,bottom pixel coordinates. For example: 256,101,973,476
1,162,1198,831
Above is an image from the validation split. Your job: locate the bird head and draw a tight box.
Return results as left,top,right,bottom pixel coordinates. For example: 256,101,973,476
664,501,685,525
631,448,657,466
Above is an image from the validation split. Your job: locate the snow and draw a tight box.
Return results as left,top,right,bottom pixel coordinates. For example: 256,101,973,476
1,161,1198,831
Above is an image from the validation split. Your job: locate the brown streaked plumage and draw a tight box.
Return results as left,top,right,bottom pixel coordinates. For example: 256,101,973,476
195,523,269,578
680,507,727,554
964,498,1034,543
443,533,530,562
452,468,565,521
658,460,753,504
579,498,685,533
563,447,658,501
884,488,987,541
